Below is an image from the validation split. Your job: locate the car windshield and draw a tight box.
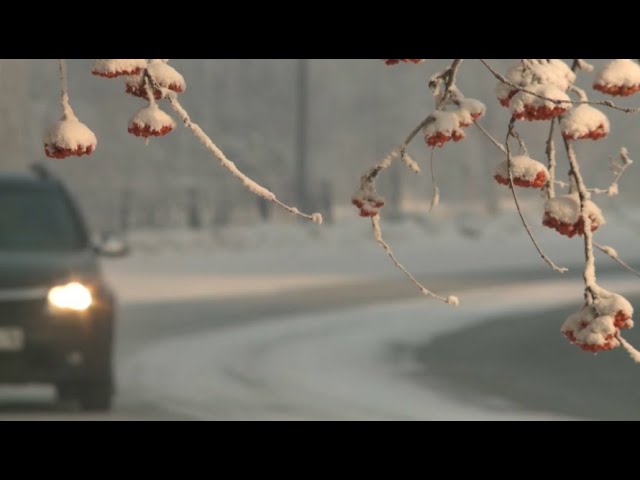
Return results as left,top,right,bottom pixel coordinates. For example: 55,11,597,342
0,185,87,251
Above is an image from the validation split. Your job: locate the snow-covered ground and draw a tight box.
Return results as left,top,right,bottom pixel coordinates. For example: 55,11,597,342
103,206,640,305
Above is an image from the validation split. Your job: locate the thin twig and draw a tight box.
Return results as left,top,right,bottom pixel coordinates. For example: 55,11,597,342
511,128,529,156
616,333,640,363
371,215,458,305
480,59,640,114
506,119,568,273
474,121,507,154
594,243,640,278
365,117,432,183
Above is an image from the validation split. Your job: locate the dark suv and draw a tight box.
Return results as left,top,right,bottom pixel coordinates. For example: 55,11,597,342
0,165,121,411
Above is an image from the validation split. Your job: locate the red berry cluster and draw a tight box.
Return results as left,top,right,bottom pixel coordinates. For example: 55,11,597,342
564,327,617,353
128,123,174,138
45,143,94,160
383,59,423,65
512,104,568,121
494,170,547,188
593,83,640,97
351,194,385,217
561,124,608,141
542,213,600,238
426,129,465,148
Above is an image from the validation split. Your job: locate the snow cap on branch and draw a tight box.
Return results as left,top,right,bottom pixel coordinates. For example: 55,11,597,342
424,111,465,147
454,98,486,127
44,115,97,159
510,84,571,121
561,104,610,141
128,103,176,139
543,193,605,238
126,59,186,99
494,155,549,188
562,305,620,353
593,59,640,97
92,59,147,78
594,289,634,329
496,59,574,107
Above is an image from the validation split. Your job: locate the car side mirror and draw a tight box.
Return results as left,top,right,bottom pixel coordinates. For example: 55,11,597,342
93,233,130,258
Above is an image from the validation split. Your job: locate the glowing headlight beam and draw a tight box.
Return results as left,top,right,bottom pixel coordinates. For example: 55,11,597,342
47,282,92,311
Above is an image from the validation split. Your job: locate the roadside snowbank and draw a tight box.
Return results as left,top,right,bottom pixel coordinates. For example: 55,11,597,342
103,210,640,305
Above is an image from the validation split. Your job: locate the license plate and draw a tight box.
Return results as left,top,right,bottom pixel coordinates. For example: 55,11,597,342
0,328,25,352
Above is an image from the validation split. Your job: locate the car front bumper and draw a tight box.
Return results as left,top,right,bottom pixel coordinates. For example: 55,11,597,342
0,294,113,384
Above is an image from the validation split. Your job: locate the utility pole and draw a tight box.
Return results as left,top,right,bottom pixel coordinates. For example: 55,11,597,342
294,59,310,212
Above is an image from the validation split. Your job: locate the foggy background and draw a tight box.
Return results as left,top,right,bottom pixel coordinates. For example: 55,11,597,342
2,59,640,420
0,59,636,234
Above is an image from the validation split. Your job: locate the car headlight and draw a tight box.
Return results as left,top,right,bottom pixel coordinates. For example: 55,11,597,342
47,282,93,311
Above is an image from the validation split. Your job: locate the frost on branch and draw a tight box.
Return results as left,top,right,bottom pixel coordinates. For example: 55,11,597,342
371,214,457,305
543,194,604,238
92,59,147,78
44,59,97,159
561,105,610,141
593,59,640,97
143,65,322,224
493,155,549,188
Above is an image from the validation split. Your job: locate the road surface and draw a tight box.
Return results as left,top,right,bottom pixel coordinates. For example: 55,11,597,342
0,264,635,420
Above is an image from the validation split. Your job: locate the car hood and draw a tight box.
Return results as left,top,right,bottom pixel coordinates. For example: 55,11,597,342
0,250,100,289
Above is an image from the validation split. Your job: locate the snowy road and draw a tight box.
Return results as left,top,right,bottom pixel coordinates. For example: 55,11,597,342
0,265,637,420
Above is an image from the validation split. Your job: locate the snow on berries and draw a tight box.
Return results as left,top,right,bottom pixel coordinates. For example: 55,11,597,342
454,98,486,127
561,104,610,141
510,83,571,121
352,184,385,217
44,114,97,159
562,290,634,353
595,290,635,330
424,111,465,147
383,59,424,65
496,59,575,108
493,155,549,188
125,59,185,99
593,59,640,97
543,193,605,238
562,305,620,353
128,102,176,138
92,59,147,78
